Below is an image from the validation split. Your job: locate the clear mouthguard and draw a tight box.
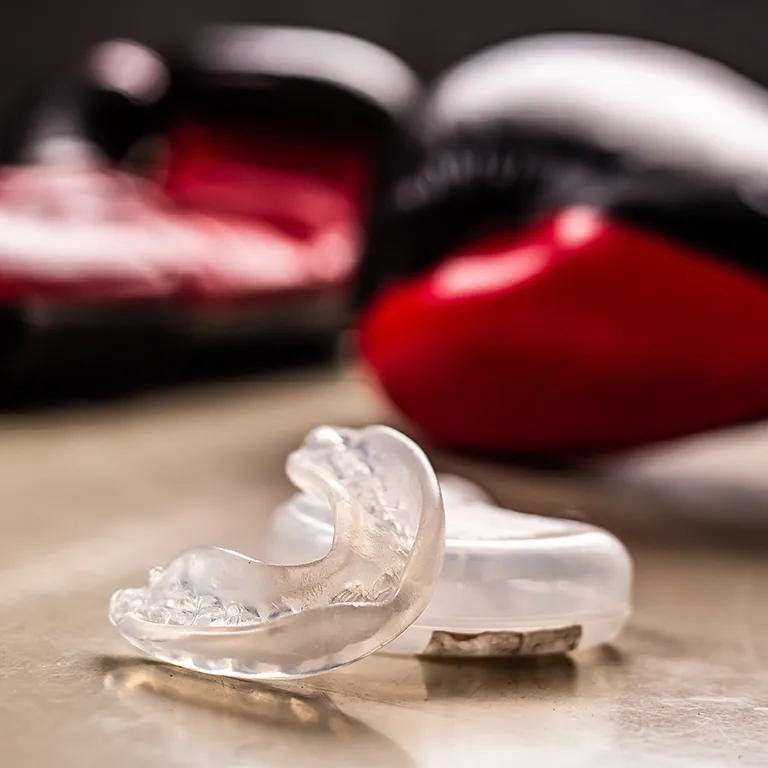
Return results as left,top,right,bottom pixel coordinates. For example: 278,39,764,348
109,425,445,679
266,474,633,658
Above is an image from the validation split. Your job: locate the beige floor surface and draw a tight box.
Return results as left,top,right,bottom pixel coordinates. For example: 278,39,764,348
0,365,765,768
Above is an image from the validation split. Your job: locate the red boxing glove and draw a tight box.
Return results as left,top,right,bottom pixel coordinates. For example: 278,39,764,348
358,34,768,456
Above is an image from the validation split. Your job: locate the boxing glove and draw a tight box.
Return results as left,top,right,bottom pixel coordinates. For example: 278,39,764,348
0,26,419,396
358,34,768,456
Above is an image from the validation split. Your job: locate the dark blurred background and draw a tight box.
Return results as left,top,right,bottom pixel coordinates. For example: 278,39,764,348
0,0,759,118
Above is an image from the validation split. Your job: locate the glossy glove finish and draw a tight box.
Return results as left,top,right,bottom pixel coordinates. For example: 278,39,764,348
361,207,768,453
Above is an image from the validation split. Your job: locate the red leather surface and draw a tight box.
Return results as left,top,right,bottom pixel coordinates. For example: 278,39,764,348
163,122,373,233
359,206,768,454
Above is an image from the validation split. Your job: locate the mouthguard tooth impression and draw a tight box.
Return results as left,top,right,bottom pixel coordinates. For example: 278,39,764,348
109,425,446,679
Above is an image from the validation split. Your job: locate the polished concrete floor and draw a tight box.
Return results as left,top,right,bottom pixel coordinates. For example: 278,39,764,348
0,365,766,767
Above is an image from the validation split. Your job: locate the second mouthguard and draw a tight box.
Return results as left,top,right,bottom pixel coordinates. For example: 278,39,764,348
266,472,632,657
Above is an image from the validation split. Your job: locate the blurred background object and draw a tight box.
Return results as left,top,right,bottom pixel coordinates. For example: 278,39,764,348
0,24,418,403
0,2,764,460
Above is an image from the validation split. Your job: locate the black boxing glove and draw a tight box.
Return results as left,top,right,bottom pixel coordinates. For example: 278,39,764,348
0,27,419,395
358,34,768,456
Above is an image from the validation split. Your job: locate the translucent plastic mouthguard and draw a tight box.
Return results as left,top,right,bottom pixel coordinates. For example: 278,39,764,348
109,425,446,679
